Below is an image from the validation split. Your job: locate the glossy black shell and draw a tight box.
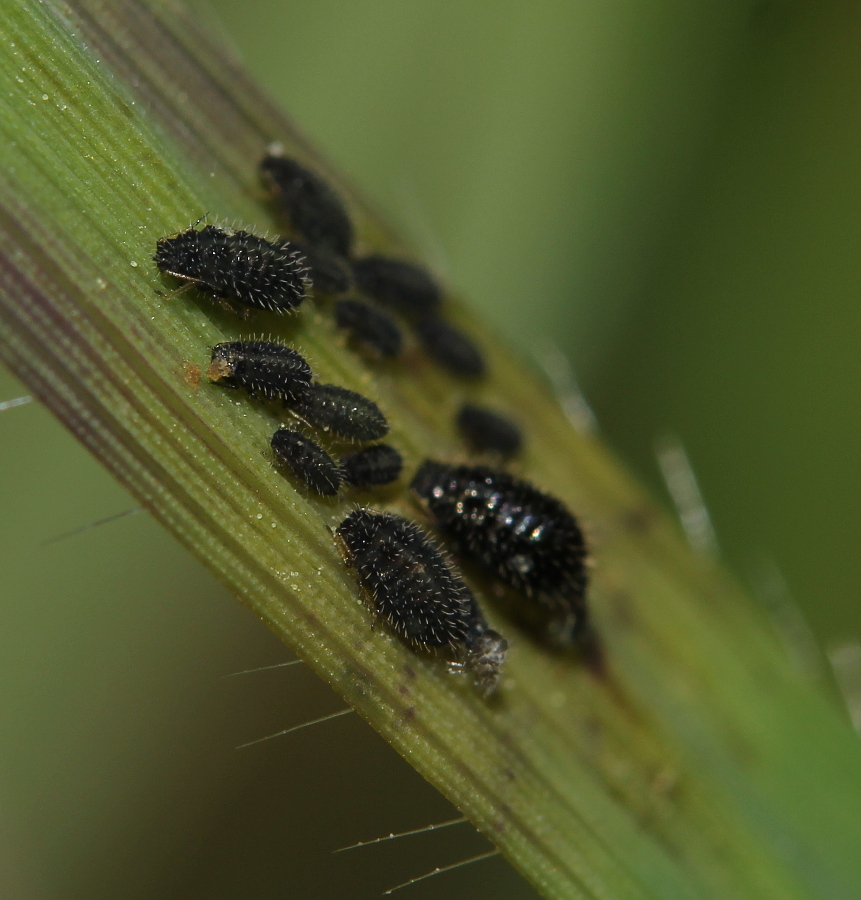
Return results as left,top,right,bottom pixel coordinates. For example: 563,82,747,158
411,461,588,629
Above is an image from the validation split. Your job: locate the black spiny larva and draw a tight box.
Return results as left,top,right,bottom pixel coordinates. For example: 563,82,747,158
456,403,523,456
415,317,485,378
289,240,353,296
207,340,313,404
260,151,353,257
411,461,589,642
335,298,403,359
271,428,342,496
341,443,403,487
294,383,389,442
336,509,507,693
154,225,309,313
352,255,441,316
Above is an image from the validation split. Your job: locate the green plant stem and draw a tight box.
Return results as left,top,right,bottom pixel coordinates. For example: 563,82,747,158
1,3,860,898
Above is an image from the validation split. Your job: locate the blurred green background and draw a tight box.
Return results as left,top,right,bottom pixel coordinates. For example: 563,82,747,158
2,1,860,897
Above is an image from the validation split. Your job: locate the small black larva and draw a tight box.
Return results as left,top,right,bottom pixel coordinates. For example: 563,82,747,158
154,225,309,313
415,317,485,378
411,461,589,641
335,298,403,359
455,403,523,456
271,428,342,496
341,443,403,487
260,152,353,257
207,340,313,404
352,255,442,316
336,509,507,693
289,240,353,296
294,383,389,442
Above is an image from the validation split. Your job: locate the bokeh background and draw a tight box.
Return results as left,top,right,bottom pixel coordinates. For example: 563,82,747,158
2,1,860,897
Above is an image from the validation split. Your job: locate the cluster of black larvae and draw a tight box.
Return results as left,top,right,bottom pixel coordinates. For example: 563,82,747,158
412,462,589,643
206,339,399,497
154,148,590,695
261,146,485,375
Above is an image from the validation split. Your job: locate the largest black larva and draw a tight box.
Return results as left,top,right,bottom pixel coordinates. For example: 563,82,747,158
411,461,589,641
337,509,507,694
154,224,309,313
